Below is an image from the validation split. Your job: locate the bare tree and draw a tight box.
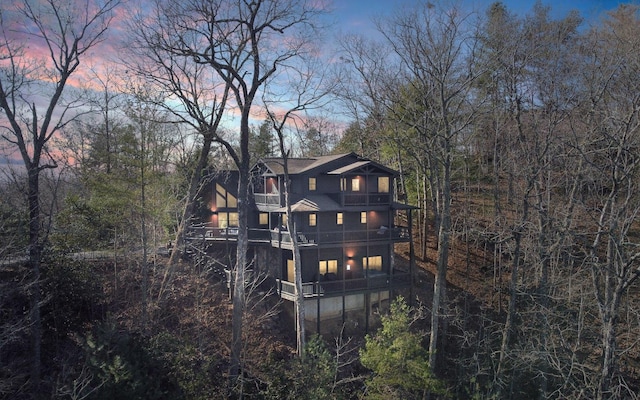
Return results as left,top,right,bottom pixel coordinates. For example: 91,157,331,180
379,2,482,373
0,0,119,393
129,0,326,386
124,10,232,278
263,53,333,358
578,6,640,398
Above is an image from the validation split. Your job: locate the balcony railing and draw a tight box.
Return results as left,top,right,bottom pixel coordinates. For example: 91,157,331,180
275,271,411,300
186,224,271,242
187,224,409,246
340,193,391,206
271,226,409,247
187,224,409,249
254,193,281,206
254,192,392,207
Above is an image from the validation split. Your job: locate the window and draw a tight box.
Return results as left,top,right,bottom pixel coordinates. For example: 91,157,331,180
287,259,295,282
363,256,383,271
378,176,389,193
219,212,239,228
309,177,316,191
352,177,360,192
340,177,347,191
216,183,237,208
336,212,343,225
282,213,288,226
228,212,239,226
361,211,367,224
259,213,269,225
309,213,317,226
319,259,338,275
216,184,226,208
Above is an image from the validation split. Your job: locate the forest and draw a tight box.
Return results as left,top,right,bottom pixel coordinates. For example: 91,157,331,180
1,0,639,399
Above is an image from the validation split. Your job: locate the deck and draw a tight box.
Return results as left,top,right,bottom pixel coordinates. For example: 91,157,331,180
274,271,411,301
186,224,410,248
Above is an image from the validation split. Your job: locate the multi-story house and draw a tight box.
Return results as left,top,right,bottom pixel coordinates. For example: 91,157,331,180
189,152,415,333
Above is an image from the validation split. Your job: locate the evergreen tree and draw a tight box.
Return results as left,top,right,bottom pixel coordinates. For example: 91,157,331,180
360,297,446,399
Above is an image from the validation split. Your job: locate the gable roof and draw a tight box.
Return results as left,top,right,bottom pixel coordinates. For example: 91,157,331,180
257,152,397,176
327,160,397,176
259,153,351,175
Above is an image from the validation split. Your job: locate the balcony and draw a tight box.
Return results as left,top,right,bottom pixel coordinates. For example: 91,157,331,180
254,193,281,206
186,224,271,242
269,226,409,249
328,192,392,206
275,270,411,301
187,224,409,248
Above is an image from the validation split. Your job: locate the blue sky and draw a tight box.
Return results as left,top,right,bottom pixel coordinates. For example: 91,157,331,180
333,0,631,35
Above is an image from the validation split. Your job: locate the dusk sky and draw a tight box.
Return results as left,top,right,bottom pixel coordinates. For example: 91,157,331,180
0,0,632,168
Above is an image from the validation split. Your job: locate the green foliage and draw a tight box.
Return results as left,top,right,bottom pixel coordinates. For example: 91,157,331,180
0,194,28,255
148,332,224,400
360,297,446,399
250,119,276,163
52,191,128,251
84,323,183,400
41,254,104,342
261,335,341,400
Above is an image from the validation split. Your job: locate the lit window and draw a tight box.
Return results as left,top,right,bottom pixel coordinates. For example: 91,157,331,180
309,177,316,191
282,213,288,225
361,211,367,224
352,177,360,191
337,212,343,225
216,184,227,208
219,212,228,228
287,259,295,282
363,256,383,271
216,183,237,208
259,213,268,225
227,193,237,207
319,259,338,275
219,212,238,228
228,212,239,227
309,213,317,226
378,176,389,193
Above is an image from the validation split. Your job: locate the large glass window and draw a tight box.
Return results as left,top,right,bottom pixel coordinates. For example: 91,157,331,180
216,183,237,208
363,256,383,271
319,259,338,275
219,212,239,228
378,176,389,193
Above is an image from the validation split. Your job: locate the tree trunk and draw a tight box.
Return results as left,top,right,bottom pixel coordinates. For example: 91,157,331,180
428,150,451,373
167,138,213,268
230,105,252,387
27,165,42,396
597,308,617,400
495,195,528,395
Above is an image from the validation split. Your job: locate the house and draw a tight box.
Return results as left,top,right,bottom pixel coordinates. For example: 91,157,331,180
188,152,416,333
